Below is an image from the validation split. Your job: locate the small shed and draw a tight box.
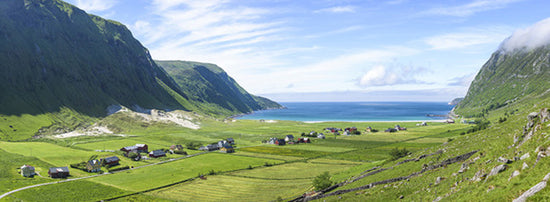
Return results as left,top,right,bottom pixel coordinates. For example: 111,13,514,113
48,167,70,178
149,150,166,158
285,135,294,142
86,159,102,172
366,126,372,132
102,156,120,166
317,133,326,139
275,139,286,146
170,145,184,151
226,137,235,145
220,145,235,153
21,165,35,177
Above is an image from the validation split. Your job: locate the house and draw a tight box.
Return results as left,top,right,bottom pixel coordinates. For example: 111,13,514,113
102,156,120,167
385,128,397,133
149,150,166,158
317,133,326,139
446,119,455,124
86,159,102,172
120,144,148,155
268,137,278,144
218,140,229,148
275,139,286,145
48,167,70,178
345,127,357,133
285,135,295,142
199,144,219,151
220,145,235,153
170,145,184,151
366,126,373,132
20,165,35,177
298,137,310,143
226,137,235,145
395,125,406,131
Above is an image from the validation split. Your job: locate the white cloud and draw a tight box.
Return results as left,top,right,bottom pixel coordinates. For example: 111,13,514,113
448,73,475,86
500,17,550,52
72,0,117,12
314,6,356,13
425,27,511,50
358,64,429,87
424,0,523,17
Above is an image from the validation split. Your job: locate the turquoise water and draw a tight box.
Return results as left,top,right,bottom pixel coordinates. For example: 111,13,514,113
237,102,454,122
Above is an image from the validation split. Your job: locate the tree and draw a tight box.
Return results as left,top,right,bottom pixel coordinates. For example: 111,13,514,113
313,171,332,191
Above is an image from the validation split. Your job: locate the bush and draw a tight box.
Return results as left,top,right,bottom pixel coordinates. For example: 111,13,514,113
313,171,332,191
107,166,129,172
186,142,201,150
389,147,410,160
174,150,187,155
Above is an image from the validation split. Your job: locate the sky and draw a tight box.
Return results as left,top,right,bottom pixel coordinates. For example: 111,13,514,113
65,0,550,102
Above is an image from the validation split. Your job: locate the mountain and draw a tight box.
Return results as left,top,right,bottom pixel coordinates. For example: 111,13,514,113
455,46,550,116
0,0,280,140
0,0,192,117
448,97,464,105
156,60,282,115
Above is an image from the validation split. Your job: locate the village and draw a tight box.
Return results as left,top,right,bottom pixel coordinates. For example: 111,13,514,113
14,122,457,180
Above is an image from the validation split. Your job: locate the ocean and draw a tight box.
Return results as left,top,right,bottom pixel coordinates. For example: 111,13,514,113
237,102,454,122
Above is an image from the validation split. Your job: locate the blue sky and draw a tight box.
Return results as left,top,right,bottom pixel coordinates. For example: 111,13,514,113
65,0,550,102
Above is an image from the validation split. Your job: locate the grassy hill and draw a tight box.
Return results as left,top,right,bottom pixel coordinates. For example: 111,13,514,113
156,60,282,116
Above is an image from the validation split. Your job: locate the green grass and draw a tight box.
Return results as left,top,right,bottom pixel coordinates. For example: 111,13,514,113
0,149,54,193
147,175,311,202
239,145,334,158
1,180,130,202
89,153,284,191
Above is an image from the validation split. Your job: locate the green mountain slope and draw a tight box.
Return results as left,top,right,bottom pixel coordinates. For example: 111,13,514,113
0,0,190,116
0,0,280,140
156,60,282,115
455,46,550,116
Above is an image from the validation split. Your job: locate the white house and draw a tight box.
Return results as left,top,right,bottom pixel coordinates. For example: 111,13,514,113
21,165,36,177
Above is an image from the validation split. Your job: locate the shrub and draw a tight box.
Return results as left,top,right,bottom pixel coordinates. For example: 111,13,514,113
389,147,410,160
174,150,187,155
313,171,332,191
107,166,129,172
186,142,201,150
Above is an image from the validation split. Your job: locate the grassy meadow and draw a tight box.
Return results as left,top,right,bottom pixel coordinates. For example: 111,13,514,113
0,116,476,201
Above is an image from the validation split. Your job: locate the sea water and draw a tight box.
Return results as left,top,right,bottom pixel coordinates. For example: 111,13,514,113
237,102,454,122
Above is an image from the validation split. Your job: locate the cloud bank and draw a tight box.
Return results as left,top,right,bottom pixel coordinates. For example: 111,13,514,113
358,65,429,87
500,17,550,52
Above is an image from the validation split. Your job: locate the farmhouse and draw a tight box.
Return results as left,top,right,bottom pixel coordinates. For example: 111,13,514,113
395,125,406,131
275,139,286,145
102,156,120,166
285,135,294,142
48,167,70,178
268,137,278,144
317,133,326,139
20,165,35,177
199,144,219,151
170,145,184,151
149,150,167,158
385,128,397,133
218,140,229,148
366,126,372,132
86,159,102,172
220,145,235,153
298,137,311,143
120,144,148,155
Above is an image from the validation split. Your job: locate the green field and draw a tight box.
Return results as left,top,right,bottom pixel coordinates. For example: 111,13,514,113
0,119,473,201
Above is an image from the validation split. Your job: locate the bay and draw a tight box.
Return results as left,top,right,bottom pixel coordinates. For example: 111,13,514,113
237,102,454,122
